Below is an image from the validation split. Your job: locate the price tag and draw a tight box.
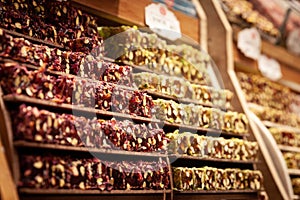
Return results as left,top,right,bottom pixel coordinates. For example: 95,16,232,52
145,3,181,41
258,54,282,81
287,28,300,56
237,28,261,60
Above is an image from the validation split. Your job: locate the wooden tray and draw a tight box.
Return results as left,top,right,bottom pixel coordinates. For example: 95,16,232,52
0,1,266,199
199,0,288,199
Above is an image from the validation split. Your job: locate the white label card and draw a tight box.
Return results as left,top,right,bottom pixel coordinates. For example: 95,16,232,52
237,28,261,60
258,54,282,81
145,3,181,41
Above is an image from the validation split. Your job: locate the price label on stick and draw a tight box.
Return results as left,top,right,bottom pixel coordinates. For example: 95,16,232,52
258,54,282,81
237,28,261,60
145,3,181,41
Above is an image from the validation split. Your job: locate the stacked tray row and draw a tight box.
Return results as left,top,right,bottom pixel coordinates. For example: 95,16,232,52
173,166,263,191
19,155,170,191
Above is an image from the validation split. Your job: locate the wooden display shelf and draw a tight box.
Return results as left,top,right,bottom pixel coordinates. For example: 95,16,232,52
247,103,263,110
1,28,64,49
248,103,300,129
0,57,74,78
173,189,260,194
278,79,300,94
14,141,257,165
0,57,136,93
261,41,300,73
0,2,267,200
199,0,288,199
2,57,226,111
293,194,300,199
248,103,300,130
232,24,300,74
19,188,172,195
144,89,229,111
278,145,300,153
0,28,214,96
169,154,257,164
288,169,300,176
14,141,167,158
129,63,158,75
163,121,248,138
0,138,19,200
232,26,300,85
3,94,158,123
121,60,210,86
119,59,210,87
0,58,218,108
3,94,246,138
71,0,202,43
262,121,300,133
248,111,295,199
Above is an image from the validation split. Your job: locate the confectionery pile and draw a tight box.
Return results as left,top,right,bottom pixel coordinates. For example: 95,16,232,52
166,130,258,161
292,178,300,195
173,166,263,191
238,72,300,128
153,99,248,134
237,69,300,196
0,0,264,195
19,155,170,190
221,0,280,39
134,72,233,109
238,72,296,112
98,26,212,86
283,152,300,169
13,104,168,153
269,127,300,147
0,0,101,47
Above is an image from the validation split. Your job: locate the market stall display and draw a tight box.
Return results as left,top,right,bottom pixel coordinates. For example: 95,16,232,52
0,0,267,200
